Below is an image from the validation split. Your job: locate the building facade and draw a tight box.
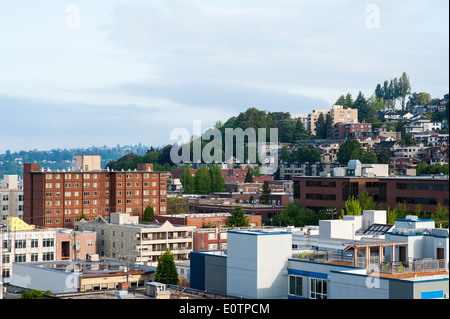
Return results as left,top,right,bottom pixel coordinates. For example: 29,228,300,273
23,157,168,228
0,175,23,221
293,174,449,213
76,213,195,266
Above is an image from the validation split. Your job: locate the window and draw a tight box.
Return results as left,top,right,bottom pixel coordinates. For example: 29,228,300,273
289,276,303,297
310,278,327,299
15,239,26,249
43,238,54,247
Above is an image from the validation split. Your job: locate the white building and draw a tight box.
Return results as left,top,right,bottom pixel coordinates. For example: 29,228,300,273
1,217,56,284
76,212,195,266
226,229,291,299
0,175,23,221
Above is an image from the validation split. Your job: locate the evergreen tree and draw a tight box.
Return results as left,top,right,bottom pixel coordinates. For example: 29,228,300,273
155,248,179,285
142,205,154,221
244,168,254,182
226,205,250,227
315,113,327,138
260,181,272,205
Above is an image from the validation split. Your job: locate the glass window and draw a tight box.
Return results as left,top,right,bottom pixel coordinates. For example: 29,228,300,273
310,278,327,299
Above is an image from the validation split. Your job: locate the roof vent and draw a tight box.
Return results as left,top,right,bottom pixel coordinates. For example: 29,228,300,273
405,215,419,221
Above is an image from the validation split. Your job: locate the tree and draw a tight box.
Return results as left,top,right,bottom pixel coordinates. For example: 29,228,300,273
193,165,211,195
398,72,411,111
314,113,330,139
260,181,271,205
209,164,225,192
244,168,254,182
142,205,154,221
180,166,195,194
296,144,321,163
358,190,383,211
167,196,187,214
292,119,310,141
408,92,432,106
226,205,250,227
20,289,52,299
280,145,292,163
344,93,353,109
337,139,362,164
360,149,378,164
155,248,179,285
269,201,330,227
352,91,375,122
431,203,449,228
341,196,362,216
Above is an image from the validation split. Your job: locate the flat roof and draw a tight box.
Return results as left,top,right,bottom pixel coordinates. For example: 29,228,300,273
228,229,291,236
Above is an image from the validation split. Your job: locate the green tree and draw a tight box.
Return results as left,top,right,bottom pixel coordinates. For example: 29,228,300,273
155,248,179,285
341,196,362,216
315,113,327,139
280,145,292,163
226,205,250,227
344,93,353,109
167,196,187,215
360,149,378,164
142,205,154,221
398,72,411,111
180,166,195,194
408,92,432,106
337,139,362,164
431,203,449,228
352,91,375,122
209,164,225,192
292,119,310,141
260,181,272,205
20,289,52,299
296,144,321,163
358,190,383,211
194,165,211,195
244,168,254,182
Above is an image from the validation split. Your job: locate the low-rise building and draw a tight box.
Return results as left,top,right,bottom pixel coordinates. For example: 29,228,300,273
190,211,449,299
10,258,156,293
75,212,195,266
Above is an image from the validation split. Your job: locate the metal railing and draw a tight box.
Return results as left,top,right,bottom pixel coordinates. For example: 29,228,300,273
379,259,447,275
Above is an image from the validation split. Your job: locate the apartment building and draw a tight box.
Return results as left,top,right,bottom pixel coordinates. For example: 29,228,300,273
1,217,56,283
308,105,358,135
329,123,372,139
0,216,97,283
0,175,24,221
23,155,168,229
75,212,195,266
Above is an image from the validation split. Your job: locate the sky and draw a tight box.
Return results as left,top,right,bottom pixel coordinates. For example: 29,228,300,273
0,0,448,153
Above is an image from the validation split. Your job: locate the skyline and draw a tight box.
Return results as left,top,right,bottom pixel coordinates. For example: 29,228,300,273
0,0,448,154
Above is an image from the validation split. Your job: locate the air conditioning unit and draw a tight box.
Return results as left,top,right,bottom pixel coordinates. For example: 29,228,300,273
87,253,99,262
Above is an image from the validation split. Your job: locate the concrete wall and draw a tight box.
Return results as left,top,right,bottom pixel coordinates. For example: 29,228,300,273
226,230,291,299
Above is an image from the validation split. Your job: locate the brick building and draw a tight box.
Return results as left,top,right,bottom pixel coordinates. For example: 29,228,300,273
151,212,262,229
293,175,449,214
23,156,168,229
